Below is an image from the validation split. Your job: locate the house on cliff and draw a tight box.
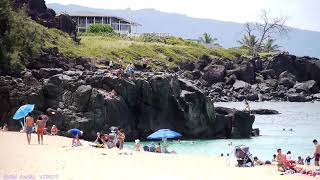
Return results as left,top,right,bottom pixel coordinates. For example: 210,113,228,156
60,12,141,34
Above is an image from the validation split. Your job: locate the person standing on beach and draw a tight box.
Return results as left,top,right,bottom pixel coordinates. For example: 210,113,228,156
117,129,125,150
25,113,34,145
36,116,45,144
313,139,320,166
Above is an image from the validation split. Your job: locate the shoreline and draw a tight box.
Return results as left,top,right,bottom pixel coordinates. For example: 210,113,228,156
1,131,318,180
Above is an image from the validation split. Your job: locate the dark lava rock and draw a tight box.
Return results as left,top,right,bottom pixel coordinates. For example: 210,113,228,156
251,109,279,115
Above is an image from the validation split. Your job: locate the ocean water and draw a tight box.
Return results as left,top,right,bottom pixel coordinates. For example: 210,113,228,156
125,102,320,162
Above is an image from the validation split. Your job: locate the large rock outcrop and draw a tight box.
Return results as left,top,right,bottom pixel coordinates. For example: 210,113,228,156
178,53,320,102
0,67,255,140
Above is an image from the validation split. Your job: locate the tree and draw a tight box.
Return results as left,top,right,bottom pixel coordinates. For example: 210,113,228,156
238,10,289,55
263,38,280,52
200,32,220,46
238,35,259,56
87,24,114,33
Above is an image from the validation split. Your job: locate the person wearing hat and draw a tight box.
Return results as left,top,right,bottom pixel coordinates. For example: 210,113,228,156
68,128,83,146
134,139,141,151
51,125,58,135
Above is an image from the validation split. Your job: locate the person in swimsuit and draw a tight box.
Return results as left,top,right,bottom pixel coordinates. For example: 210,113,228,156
134,139,141,151
68,128,83,146
2,123,8,131
276,148,286,172
25,113,34,145
156,143,161,153
313,139,320,166
36,116,45,144
117,129,125,150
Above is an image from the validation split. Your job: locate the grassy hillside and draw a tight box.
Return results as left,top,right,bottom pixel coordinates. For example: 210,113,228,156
1,0,247,71
50,33,247,70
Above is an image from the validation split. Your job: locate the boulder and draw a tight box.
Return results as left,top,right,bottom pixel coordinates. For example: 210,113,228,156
233,80,250,91
287,93,308,102
260,69,276,79
202,65,226,85
39,68,63,79
250,109,279,115
304,80,319,93
293,82,309,93
179,60,195,71
239,61,255,83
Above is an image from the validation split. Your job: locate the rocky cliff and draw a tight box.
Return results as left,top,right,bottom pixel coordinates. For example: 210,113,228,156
179,53,320,102
0,48,255,140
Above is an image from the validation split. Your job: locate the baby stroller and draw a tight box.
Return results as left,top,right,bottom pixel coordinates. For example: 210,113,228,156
232,145,254,167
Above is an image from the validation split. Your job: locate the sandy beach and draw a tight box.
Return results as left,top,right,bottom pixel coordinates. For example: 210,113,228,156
0,131,317,180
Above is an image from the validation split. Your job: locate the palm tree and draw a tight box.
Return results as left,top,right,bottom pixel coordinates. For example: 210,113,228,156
263,38,280,52
200,33,220,46
237,35,259,56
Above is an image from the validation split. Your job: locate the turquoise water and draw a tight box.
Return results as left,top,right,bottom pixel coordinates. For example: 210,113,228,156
125,102,320,162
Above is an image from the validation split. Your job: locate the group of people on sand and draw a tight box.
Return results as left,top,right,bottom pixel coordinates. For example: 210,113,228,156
266,139,320,176
91,128,126,149
23,113,58,145
138,139,176,154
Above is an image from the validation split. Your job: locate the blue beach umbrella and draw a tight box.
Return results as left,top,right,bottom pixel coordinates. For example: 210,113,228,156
13,104,35,120
13,104,35,128
147,129,182,140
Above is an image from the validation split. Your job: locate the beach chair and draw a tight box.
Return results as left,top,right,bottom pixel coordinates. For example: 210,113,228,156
232,145,254,167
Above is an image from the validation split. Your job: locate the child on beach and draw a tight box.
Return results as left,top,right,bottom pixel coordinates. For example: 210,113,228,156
297,156,304,165
305,155,313,165
36,116,45,145
1,123,8,131
25,113,34,145
134,139,141,151
51,125,58,135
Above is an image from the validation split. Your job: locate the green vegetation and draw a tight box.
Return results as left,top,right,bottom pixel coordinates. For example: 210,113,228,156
87,24,114,34
72,35,247,69
199,33,220,46
0,0,248,71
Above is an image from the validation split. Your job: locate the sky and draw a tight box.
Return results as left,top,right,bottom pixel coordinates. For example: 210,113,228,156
46,0,320,32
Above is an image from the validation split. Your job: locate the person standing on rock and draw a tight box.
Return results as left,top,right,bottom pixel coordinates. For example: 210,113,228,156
25,113,34,145
244,100,251,113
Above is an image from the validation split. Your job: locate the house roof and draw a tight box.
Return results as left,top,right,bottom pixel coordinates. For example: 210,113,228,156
58,11,141,26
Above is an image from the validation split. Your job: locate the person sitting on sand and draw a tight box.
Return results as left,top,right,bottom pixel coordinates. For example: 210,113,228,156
272,154,277,162
305,155,313,165
134,139,141,151
36,116,45,145
68,128,83,146
286,151,292,160
2,123,8,131
51,125,58,135
276,148,286,172
25,113,34,145
313,139,320,166
95,132,105,145
297,156,304,165
156,143,161,153
253,157,264,166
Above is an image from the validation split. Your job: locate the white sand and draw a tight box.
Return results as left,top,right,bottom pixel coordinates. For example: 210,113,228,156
0,131,317,180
